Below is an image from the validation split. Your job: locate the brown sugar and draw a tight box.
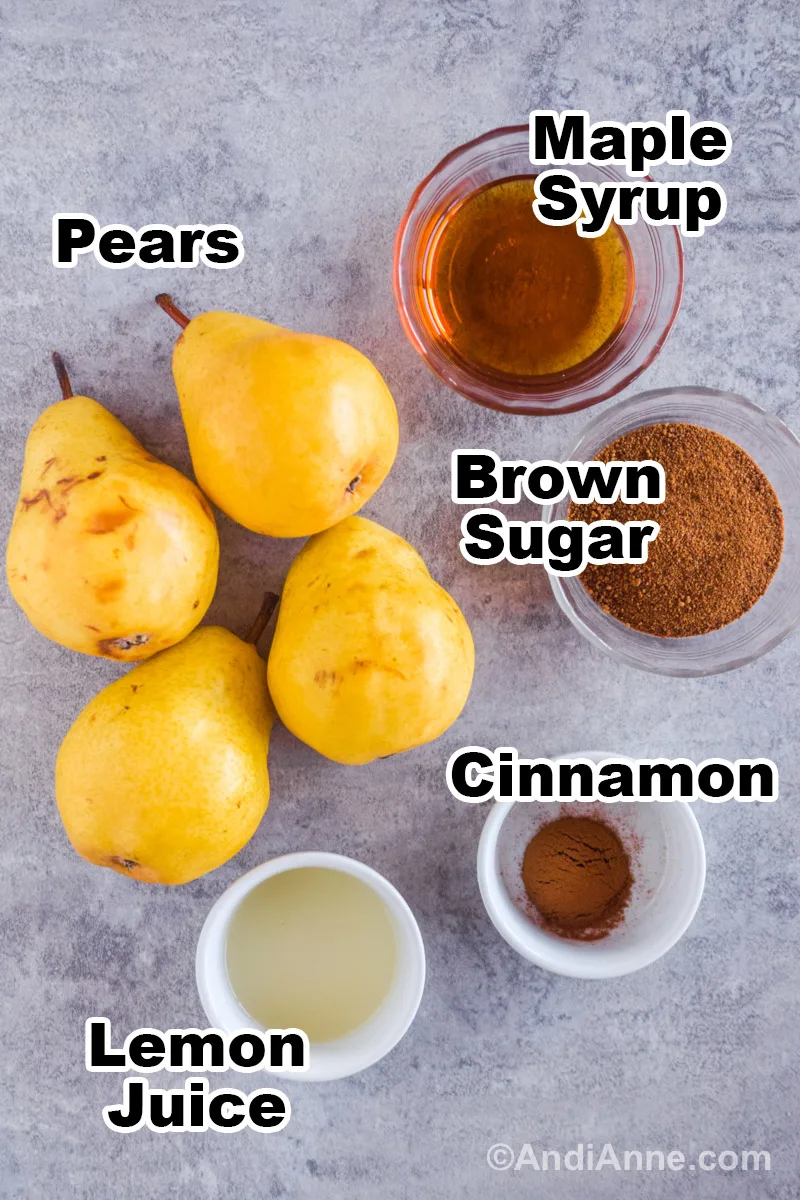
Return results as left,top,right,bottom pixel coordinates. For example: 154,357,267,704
569,422,784,637
522,816,633,941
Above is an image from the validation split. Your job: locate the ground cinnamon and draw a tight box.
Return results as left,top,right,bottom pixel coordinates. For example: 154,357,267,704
522,816,632,941
569,422,784,637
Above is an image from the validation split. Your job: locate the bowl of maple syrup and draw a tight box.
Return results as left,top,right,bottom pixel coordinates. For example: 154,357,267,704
394,125,683,416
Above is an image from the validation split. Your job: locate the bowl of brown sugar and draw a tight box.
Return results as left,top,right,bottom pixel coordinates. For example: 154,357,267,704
545,386,800,676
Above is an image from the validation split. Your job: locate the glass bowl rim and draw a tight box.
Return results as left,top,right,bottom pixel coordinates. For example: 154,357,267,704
543,385,800,677
393,124,685,416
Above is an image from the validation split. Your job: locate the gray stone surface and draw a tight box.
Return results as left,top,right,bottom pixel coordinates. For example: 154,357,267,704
1,1,798,1196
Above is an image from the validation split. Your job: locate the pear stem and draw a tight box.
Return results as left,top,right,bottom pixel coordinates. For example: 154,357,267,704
155,293,190,329
246,592,279,646
52,352,73,400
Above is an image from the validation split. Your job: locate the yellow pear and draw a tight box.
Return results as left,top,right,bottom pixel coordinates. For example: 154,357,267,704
268,517,474,765
55,601,277,885
6,354,218,661
156,294,399,538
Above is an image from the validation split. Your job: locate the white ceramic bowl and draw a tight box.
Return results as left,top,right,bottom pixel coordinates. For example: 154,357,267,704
477,752,706,978
196,851,426,1082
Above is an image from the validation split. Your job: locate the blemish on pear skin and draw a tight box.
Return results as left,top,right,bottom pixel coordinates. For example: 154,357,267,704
41,456,57,477
95,579,124,603
24,478,94,518
98,632,150,657
95,455,106,462
21,488,51,510
85,624,100,632
86,508,138,534
21,485,68,522
193,599,200,609
110,855,139,871
314,669,340,687
353,658,406,680
62,478,87,494
86,470,103,480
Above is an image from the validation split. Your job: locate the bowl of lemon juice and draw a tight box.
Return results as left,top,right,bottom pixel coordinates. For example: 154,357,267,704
196,852,426,1082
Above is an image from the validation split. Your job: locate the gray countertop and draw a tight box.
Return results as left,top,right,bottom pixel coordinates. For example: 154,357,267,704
1,2,798,1196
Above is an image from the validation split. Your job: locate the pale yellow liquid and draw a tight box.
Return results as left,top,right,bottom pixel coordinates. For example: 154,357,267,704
225,868,398,1043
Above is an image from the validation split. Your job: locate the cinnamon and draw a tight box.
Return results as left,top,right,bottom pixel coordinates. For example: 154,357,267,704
521,816,633,941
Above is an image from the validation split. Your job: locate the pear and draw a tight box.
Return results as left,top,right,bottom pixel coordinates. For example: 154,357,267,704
6,353,218,661
268,516,474,765
55,597,277,885
156,294,399,538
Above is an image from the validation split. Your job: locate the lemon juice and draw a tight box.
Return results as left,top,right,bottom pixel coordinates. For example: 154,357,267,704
225,867,398,1043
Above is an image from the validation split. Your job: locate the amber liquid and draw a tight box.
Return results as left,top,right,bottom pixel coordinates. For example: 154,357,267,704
422,176,633,378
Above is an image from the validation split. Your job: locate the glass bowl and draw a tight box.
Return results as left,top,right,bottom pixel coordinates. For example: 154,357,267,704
544,387,800,676
393,125,684,416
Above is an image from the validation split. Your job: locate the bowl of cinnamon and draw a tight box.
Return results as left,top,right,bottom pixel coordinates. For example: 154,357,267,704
545,386,800,675
477,751,706,978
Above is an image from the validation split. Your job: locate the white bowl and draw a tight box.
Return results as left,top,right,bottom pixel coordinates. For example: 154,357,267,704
196,851,426,1082
477,751,706,978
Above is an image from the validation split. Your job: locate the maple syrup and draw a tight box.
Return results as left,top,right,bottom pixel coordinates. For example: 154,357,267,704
422,175,633,378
